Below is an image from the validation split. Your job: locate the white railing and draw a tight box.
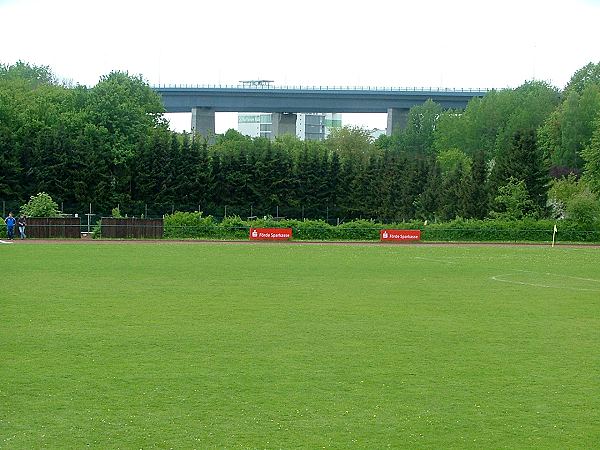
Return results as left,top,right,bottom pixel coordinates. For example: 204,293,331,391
151,84,490,93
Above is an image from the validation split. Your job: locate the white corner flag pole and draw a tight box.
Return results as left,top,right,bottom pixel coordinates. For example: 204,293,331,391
552,224,558,247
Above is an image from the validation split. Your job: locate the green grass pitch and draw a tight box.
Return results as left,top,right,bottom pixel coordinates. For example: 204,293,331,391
1,242,599,448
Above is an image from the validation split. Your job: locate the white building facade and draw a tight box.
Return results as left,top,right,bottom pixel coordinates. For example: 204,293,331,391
238,113,342,141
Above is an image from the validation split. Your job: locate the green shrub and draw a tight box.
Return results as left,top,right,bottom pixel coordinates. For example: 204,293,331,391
418,218,600,243
491,178,535,220
566,192,600,226
553,219,600,242
218,216,250,240
336,219,383,240
20,192,60,217
164,212,216,239
290,219,335,240
92,221,102,239
156,214,599,243
421,218,552,242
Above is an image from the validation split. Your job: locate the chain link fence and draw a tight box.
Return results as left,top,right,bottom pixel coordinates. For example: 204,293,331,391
2,200,353,225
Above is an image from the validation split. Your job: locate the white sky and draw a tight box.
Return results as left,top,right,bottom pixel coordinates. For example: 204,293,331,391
1,0,599,131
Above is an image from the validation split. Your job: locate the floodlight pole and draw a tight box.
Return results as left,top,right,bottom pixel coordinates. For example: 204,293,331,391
85,203,95,233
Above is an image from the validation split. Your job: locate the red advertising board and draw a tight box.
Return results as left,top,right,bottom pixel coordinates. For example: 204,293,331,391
380,229,421,242
249,227,293,241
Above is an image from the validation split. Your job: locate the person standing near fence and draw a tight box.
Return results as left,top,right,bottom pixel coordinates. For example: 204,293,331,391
5,212,16,240
17,215,26,239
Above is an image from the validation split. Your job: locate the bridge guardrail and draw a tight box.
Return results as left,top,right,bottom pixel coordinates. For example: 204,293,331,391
152,84,491,93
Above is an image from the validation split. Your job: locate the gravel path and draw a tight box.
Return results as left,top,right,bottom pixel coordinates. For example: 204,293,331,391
4,239,599,248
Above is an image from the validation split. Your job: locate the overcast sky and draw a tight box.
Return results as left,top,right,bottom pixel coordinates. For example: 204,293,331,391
2,0,599,131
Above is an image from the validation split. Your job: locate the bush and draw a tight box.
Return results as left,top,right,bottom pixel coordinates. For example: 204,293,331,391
20,192,60,217
566,192,600,226
335,219,383,240
548,176,600,226
419,218,600,243
491,178,535,220
164,212,216,239
156,214,599,243
92,221,102,239
218,216,250,239
289,219,335,240
422,218,553,242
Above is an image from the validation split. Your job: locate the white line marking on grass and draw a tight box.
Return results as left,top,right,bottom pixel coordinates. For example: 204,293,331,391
513,269,600,284
491,272,600,291
0,240,13,244
414,256,456,264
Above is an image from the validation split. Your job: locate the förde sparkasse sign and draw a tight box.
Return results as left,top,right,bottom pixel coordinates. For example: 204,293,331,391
380,229,421,242
249,228,293,241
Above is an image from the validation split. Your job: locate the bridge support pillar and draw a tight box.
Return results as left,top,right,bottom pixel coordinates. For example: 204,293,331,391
191,107,216,142
386,108,409,136
271,113,297,139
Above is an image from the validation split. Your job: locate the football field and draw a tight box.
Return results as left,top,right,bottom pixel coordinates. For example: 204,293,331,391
2,242,599,448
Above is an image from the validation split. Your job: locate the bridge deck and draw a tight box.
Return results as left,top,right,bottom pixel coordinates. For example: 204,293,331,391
153,85,488,114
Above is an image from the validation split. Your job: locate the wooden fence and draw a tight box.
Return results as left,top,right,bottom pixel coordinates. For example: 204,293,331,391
101,218,164,239
26,217,81,239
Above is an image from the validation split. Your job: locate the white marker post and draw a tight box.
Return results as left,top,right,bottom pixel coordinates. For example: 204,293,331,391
552,224,558,247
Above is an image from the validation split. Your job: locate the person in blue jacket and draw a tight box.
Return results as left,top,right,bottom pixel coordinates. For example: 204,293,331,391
5,212,16,239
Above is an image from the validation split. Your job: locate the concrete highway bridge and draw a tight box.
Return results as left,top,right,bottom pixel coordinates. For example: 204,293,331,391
152,84,488,139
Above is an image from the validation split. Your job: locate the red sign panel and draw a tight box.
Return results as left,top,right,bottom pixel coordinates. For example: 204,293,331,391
249,228,293,241
380,229,421,242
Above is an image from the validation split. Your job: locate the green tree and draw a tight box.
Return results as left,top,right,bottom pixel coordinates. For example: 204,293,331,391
491,178,535,220
325,126,374,164
401,99,443,157
0,88,21,199
489,129,548,214
548,174,584,218
20,192,60,217
337,155,360,218
565,191,600,226
582,117,600,195
547,174,600,224
434,81,559,163
86,72,167,207
436,148,472,176
461,151,489,219
538,85,600,170
432,110,467,155
0,60,57,86
395,156,426,220
564,61,600,95
437,162,467,221
495,81,559,156
415,158,441,220
324,151,341,214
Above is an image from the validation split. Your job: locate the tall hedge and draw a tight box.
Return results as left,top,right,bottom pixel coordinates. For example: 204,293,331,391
162,212,600,243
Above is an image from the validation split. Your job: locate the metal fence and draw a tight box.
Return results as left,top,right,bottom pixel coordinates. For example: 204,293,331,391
2,201,353,225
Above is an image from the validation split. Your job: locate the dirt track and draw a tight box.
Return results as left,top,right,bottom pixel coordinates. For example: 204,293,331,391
4,239,600,248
